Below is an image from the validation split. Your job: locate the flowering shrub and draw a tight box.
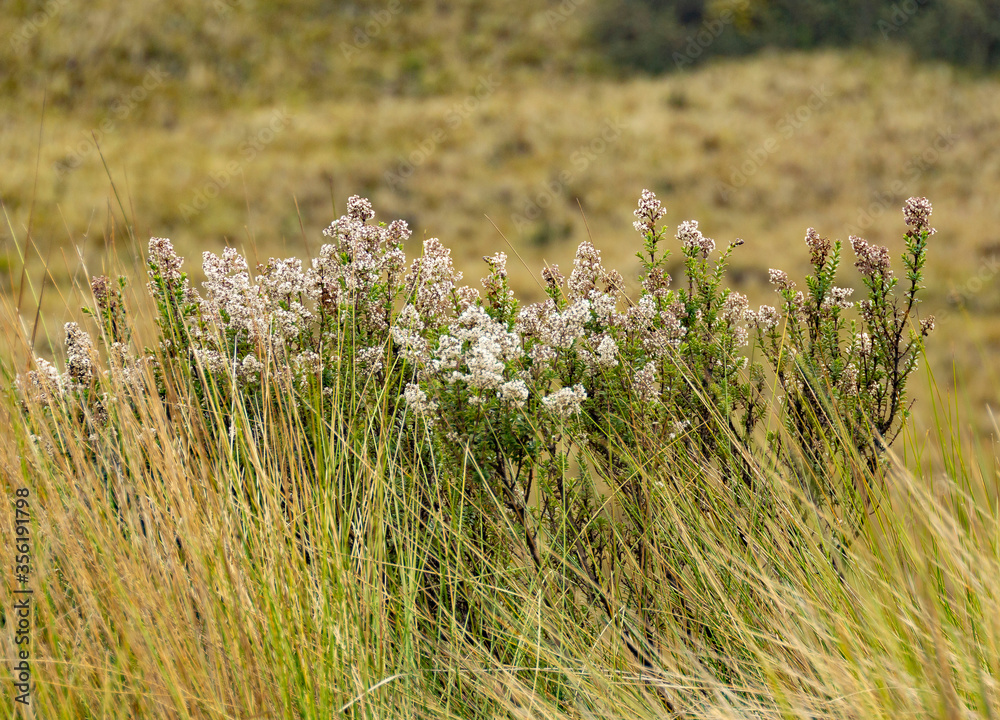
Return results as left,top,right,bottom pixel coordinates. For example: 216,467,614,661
15,190,935,665
753,198,936,508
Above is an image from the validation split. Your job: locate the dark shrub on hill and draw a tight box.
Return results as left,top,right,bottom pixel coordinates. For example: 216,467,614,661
589,0,1000,73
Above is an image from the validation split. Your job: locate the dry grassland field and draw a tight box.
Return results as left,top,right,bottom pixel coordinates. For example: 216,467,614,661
2,1,1000,717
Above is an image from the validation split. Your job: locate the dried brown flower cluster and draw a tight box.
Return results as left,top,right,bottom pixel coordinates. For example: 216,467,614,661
850,236,893,280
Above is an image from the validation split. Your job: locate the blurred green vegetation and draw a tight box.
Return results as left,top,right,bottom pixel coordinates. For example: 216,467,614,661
589,0,1000,74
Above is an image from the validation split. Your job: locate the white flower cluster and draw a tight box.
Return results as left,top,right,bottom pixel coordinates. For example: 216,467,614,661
569,242,605,300
239,353,264,384
632,361,659,404
258,256,314,337
440,304,523,397
768,268,792,289
356,346,385,374
840,362,859,397
822,286,855,310
403,383,439,419
16,322,156,408
720,292,752,346
746,304,780,332
633,188,666,237
641,268,671,299
292,350,323,376
347,195,375,222
202,247,271,346
621,295,686,358
147,237,197,306
65,322,95,386
391,304,429,364
392,234,658,417
902,196,935,235
405,238,473,323
519,298,592,350
313,195,409,329
148,195,417,391
541,384,587,419
498,379,530,409
148,237,185,286
579,334,619,373
849,236,893,280
721,292,749,324
541,264,565,293
668,419,690,441
194,246,325,389
15,358,63,405
192,347,229,374
676,220,715,256
849,332,874,359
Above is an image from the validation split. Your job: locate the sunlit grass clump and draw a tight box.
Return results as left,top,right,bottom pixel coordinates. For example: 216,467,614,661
2,191,998,719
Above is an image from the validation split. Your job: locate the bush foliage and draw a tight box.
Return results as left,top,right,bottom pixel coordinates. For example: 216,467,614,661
5,191,947,715
23,191,937,534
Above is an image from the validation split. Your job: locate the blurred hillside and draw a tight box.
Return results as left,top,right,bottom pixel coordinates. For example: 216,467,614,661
2,0,595,110
2,0,1000,437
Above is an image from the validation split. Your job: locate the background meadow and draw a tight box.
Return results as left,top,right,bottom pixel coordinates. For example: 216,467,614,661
3,0,1000,440
2,1,1000,717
